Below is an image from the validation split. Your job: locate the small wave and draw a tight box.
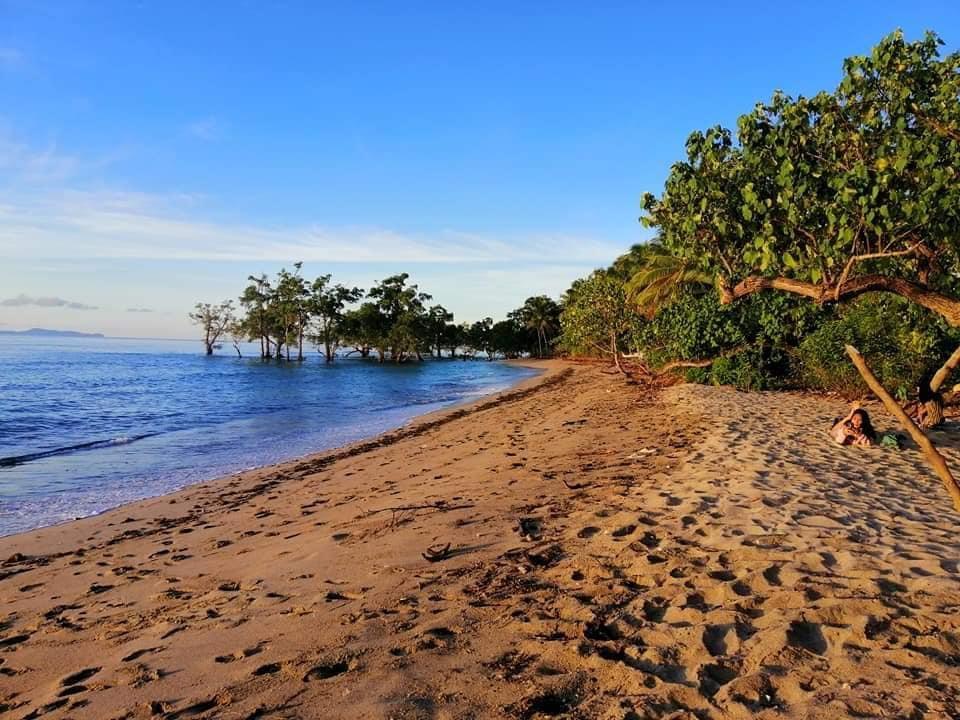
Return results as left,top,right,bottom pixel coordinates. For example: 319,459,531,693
0,434,155,468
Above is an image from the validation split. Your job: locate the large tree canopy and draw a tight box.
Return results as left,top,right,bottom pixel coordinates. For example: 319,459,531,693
642,31,960,324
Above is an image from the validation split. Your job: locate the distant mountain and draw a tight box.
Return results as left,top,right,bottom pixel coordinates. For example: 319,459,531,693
0,328,105,338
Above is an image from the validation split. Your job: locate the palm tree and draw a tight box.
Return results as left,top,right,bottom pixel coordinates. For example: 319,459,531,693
519,295,560,358
623,241,713,317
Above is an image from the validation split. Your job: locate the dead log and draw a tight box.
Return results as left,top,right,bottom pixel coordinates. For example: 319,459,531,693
845,345,960,513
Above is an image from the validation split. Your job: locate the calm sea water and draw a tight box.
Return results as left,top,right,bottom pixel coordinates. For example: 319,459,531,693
0,336,537,537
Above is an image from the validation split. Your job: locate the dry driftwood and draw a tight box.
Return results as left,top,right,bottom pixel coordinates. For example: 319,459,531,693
845,345,960,513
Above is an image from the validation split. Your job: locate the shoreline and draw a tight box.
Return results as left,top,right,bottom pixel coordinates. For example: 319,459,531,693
2,362,959,719
0,359,551,542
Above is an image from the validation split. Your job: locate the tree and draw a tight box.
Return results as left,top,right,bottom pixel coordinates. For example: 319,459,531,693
465,318,494,359
489,318,525,358
426,305,455,358
443,322,466,358
341,302,385,359
309,275,362,362
645,31,960,319
228,319,246,358
642,31,960,404
623,241,713,318
240,274,272,359
189,300,236,356
272,263,310,361
517,295,561,358
559,272,638,372
367,274,433,362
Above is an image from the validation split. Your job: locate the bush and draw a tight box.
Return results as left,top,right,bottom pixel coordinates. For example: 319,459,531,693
640,290,821,390
796,295,956,399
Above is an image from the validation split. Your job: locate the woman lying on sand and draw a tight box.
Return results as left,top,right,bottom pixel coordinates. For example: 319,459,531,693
830,405,877,447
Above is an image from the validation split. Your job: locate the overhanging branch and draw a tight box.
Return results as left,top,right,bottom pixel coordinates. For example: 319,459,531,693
719,274,960,326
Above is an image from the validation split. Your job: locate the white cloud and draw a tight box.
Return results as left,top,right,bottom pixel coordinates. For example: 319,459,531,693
0,189,624,264
0,293,98,310
126,307,154,313
0,129,80,183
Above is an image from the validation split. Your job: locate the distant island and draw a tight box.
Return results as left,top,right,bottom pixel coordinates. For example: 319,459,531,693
0,328,105,338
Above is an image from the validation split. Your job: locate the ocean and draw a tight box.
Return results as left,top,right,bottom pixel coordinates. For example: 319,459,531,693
0,335,537,537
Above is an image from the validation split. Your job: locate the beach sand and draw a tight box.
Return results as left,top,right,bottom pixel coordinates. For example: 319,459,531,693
1,361,959,719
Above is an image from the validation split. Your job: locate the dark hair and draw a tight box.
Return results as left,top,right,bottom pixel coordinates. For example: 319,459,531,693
850,409,876,440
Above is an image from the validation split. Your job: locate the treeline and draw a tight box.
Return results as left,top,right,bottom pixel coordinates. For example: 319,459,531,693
190,264,562,362
557,31,960,404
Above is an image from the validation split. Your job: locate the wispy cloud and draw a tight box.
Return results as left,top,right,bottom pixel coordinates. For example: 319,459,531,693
126,307,154,313
0,128,80,183
0,189,624,264
185,118,221,141
0,293,98,310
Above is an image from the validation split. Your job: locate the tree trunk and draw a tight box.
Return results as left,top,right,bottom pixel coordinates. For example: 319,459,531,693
845,345,960,513
205,344,214,356
233,343,242,358
611,332,626,374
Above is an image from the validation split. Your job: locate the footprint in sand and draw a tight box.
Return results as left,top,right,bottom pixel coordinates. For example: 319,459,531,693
302,658,352,681
577,526,600,539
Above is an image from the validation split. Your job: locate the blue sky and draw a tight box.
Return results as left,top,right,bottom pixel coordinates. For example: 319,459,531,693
1,1,959,338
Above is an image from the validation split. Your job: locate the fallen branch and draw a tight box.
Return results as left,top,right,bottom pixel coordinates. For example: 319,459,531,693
653,345,749,375
845,345,960,512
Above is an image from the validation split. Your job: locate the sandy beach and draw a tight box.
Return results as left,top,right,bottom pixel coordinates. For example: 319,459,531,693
2,361,959,719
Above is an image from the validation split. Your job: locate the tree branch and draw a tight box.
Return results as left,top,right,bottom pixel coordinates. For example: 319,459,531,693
834,242,925,301
845,345,960,512
719,274,960,326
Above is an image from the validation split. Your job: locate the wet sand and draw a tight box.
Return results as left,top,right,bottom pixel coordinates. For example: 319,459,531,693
1,361,959,719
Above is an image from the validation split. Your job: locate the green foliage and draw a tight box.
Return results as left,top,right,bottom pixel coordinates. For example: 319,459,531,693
796,295,955,398
512,295,562,357
634,289,826,390
704,347,792,392
642,31,960,322
189,300,236,355
560,271,643,359
220,266,557,363
621,241,713,317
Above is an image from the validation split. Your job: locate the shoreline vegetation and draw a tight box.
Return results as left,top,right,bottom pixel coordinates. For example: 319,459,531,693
2,361,959,718
191,267,562,363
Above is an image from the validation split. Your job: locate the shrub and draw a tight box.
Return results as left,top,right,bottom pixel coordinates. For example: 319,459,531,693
796,295,956,399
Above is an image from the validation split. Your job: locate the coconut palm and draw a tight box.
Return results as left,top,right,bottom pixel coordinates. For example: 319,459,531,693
624,241,713,318
518,295,561,357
